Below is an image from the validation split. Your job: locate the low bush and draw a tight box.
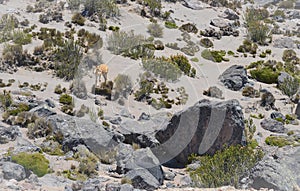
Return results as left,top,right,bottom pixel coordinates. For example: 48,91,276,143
265,135,294,147
201,49,228,63
179,23,198,33
250,67,279,84
27,118,53,139
147,23,163,38
237,40,258,54
71,13,85,26
59,94,73,105
165,21,177,29
200,38,213,48
188,144,263,188
0,90,13,110
278,77,299,98
11,152,49,177
12,30,32,45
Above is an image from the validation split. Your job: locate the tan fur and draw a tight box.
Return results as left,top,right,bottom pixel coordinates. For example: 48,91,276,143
94,64,108,86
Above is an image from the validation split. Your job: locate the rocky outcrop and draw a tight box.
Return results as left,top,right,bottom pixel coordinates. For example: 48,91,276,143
260,119,287,133
1,162,27,181
210,18,229,28
248,146,300,191
220,9,239,20
203,86,224,99
116,146,164,191
0,125,20,144
273,37,296,49
155,99,244,164
47,115,122,155
260,90,276,110
277,72,293,86
219,65,249,91
182,0,208,10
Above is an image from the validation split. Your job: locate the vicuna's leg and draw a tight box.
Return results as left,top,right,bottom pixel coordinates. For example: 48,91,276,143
103,72,107,84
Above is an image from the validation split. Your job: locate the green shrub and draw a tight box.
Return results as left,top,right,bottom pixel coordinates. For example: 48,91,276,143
54,84,63,94
55,40,83,81
107,30,152,58
237,40,258,54
142,58,182,82
12,30,32,45
179,23,198,33
134,73,154,101
27,118,53,139
191,57,199,62
265,136,293,147
0,14,19,43
2,43,24,65
147,23,163,38
11,152,49,177
282,49,297,62
83,0,119,18
250,67,279,84
200,38,213,48
165,21,177,29
108,26,120,32
201,49,227,63
67,0,81,11
188,145,263,188
278,77,299,98
143,0,162,16
59,94,73,105
6,103,30,116
71,13,85,26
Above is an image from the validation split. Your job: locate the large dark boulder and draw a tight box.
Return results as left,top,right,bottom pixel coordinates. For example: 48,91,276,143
154,99,245,164
219,65,249,91
0,125,20,144
248,146,300,191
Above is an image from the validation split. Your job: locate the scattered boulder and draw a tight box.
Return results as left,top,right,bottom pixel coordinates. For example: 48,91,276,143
210,18,229,28
203,86,224,99
248,146,300,191
242,86,260,98
277,72,293,86
117,148,164,190
0,125,20,144
270,112,285,120
182,0,208,10
260,119,287,133
47,115,121,154
1,162,27,181
260,91,276,110
220,9,239,20
273,37,296,49
219,65,249,91
155,99,245,164
138,112,150,121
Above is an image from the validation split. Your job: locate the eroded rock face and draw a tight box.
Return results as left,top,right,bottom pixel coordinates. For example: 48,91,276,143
155,99,245,164
248,146,300,191
219,65,249,91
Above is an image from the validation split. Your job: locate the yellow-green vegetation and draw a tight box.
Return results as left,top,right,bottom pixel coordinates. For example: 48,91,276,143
165,21,177,29
278,0,294,9
0,14,19,43
188,145,263,188
4,103,30,117
54,84,66,94
11,152,50,177
77,28,103,49
40,140,64,156
244,118,258,148
83,0,119,18
71,12,85,26
73,147,99,178
121,177,133,185
237,40,258,54
190,57,199,62
250,66,279,84
108,26,120,32
265,136,295,147
59,94,73,105
278,77,299,98
12,30,32,45
201,49,228,62
2,43,24,65
143,0,162,16
250,113,265,119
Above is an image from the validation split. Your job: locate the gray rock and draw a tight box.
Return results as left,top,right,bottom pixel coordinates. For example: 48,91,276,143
273,37,296,49
186,161,200,171
138,112,150,121
47,115,121,154
248,146,300,191
278,72,293,86
125,168,161,191
221,9,239,20
109,116,122,125
179,175,193,187
120,184,134,191
182,0,208,10
260,119,287,133
210,18,229,28
1,162,26,181
39,174,73,187
270,112,285,120
32,107,56,118
106,183,121,191
260,91,276,110
219,65,249,91
203,86,224,99
71,78,88,100
117,148,163,185
45,99,55,108
155,99,244,164
120,108,135,119
163,170,176,181
296,101,300,119
0,125,20,144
